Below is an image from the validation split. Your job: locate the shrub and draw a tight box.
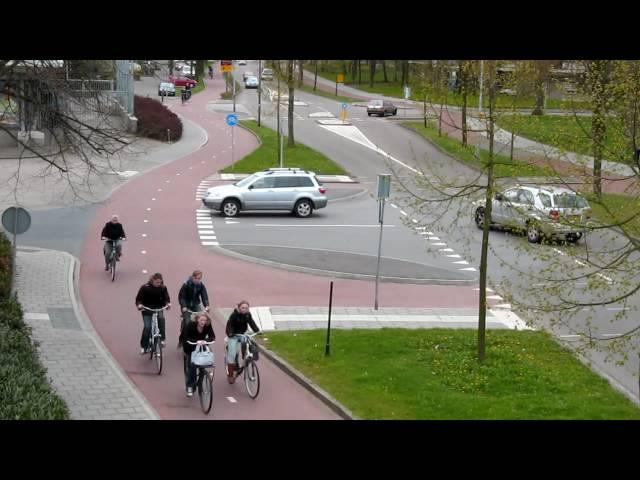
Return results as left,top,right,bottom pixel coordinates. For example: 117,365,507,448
0,231,12,300
134,95,183,142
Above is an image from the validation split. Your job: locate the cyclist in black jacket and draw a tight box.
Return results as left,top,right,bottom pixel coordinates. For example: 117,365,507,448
101,215,126,271
225,300,260,383
135,273,171,354
177,270,210,348
183,312,215,397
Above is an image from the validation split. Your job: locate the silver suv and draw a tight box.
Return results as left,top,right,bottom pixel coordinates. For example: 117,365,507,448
473,185,592,243
202,168,328,218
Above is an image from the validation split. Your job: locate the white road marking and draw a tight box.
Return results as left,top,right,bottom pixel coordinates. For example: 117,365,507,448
253,224,396,228
157,188,163,192
226,396,237,403
414,226,426,230
473,288,495,292
453,260,469,265
412,219,418,224
427,236,440,240
176,173,181,176
200,235,217,240
196,209,211,213
152,198,156,201
438,248,454,252
390,203,398,209
601,333,623,337
399,210,408,216
431,242,447,246
199,230,215,235
144,219,149,223
146,208,151,211
459,267,477,271
141,250,147,254
486,295,503,300
606,307,628,311
141,234,147,237
597,273,614,283
142,269,148,274
446,254,462,258
575,260,587,266
165,180,171,183
560,334,581,339
202,241,220,246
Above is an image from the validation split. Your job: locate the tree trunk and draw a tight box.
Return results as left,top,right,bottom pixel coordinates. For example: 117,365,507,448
314,60,318,91
394,60,399,82
298,60,304,88
382,61,388,82
461,61,468,147
532,63,546,116
401,61,407,87
288,60,295,147
369,60,377,88
352,60,358,82
589,60,611,200
478,63,497,363
358,60,362,84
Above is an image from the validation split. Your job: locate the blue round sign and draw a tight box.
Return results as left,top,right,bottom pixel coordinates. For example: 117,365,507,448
226,113,238,126
341,103,347,109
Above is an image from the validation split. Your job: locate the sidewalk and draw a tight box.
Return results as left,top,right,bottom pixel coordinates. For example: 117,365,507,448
219,306,528,331
14,247,158,420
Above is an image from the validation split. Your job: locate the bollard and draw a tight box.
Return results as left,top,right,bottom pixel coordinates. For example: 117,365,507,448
325,281,334,356
167,129,171,143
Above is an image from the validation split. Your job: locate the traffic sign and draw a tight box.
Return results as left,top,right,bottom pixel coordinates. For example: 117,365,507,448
221,60,233,72
337,74,344,83
377,174,391,200
404,86,411,99
341,103,347,109
2,206,31,235
226,113,238,126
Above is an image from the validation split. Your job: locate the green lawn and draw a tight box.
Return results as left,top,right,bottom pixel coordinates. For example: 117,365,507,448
264,328,640,419
221,120,348,175
496,114,630,161
403,121,556,177
586,192,640,237
297,83,363,104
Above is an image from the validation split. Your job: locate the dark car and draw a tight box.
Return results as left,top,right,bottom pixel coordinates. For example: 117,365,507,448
367,99,397,117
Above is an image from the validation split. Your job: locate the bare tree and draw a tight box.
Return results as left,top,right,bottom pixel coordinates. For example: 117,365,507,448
369,60,377,88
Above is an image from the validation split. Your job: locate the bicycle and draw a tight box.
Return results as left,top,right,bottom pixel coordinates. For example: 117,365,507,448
102,238,123,282
185,340,215,414
181,89,192,105
225,332,262,399
140,305,168,375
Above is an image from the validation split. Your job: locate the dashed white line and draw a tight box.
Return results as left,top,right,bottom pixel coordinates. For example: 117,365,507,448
157,188,163,192
431,242,447,246
446,254,462,258
427,237,440,241
399,210,408,216
146,208,151,211
200,235,217,240
412,219,418,224
438,248,454,252
226,396,237,404
459,267,477,271
198,230,215,235
144,219,149,223
453,260,469,265
141,234,147,237
141,250,147,254
606,307,628,311
142,269,148,274
202,241,219,246
390,203,398,209
165,180,171,183
152,198,156,201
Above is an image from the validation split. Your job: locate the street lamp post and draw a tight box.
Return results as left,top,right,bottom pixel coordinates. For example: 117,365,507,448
374,174,391,310
258,59,262,126
475,60,484,159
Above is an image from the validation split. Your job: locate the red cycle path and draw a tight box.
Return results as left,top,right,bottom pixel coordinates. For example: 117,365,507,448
79,76,480,420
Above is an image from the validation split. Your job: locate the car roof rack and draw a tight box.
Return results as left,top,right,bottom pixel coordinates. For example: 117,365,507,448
263,167,309,174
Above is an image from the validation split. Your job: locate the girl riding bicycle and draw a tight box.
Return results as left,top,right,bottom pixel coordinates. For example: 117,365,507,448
183,312,216,397
225,300,260,384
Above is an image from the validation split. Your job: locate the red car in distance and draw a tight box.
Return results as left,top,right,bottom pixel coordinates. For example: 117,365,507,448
169,75,197,88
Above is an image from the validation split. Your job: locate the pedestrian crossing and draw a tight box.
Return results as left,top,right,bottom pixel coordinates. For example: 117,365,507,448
195,180,219,246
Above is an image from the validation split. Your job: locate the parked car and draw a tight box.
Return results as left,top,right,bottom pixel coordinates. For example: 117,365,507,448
367,99,397,117
243,71,255,81
237,60,247,65
158,82,176,96
261,68,274,81
473,185,592,243
244,76,259,89
180,65,192,76
202,168,328,218
169,75,197,88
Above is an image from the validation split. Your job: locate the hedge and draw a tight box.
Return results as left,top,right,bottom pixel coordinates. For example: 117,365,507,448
134,95,183,142
0,232,69,419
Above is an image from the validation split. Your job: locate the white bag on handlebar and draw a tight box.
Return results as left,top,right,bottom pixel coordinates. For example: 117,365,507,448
191,345,214,367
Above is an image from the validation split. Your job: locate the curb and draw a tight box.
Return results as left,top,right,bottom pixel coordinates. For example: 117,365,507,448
68,253,161,420
208,243,477,286
256,344,357,420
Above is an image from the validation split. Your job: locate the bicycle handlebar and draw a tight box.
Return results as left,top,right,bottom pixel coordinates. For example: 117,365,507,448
140,305,169,312
186,340,215,345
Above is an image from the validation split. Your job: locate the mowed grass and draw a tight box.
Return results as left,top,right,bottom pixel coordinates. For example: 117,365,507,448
585,192,640,237
497,114,628,161
403,121,556,177
264,328,640,419
220,120,348,175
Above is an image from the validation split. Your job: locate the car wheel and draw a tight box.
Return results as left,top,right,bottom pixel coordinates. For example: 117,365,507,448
221,199,240,217
526,221,542,243
393,109,398,115
294,199,313,218
367,113,372,117
474,207,488,229
565,233,581,243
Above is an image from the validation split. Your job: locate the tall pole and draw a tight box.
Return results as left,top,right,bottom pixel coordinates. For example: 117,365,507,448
475,60,484,159
232,70,236,113
325,281,334,356
374,198,386,310
277,71,281,166
257,59,262,126
231,125,235,172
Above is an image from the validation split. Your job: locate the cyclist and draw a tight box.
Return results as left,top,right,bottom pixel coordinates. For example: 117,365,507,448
225,300,260,384
135,273,171,354
183,312,216,397
208,65,213,79
101,214,126,271
177,270,210,348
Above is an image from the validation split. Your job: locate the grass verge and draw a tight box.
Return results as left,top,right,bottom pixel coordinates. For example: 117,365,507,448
264,328,640,419
220,120,348,175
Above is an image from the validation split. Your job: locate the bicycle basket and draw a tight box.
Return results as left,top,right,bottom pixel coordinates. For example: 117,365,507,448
191,346,214,367
249,342,259,360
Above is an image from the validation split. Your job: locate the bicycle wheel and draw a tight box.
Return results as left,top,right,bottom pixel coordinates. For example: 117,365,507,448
198,370,213,414
110,254,116,282
154,337,163,375
244,360,260,399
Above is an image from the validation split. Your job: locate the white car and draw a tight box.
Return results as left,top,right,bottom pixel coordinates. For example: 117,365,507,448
245,76,259,89
237,60,247,65
158,82,176,96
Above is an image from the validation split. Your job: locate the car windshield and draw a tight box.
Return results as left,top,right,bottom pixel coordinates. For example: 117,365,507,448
263,69,273,74
369,100,383,106
553,192,588,208
235,174,258,187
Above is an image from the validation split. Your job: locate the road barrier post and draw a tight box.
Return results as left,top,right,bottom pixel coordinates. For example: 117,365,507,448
325,281,334,356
